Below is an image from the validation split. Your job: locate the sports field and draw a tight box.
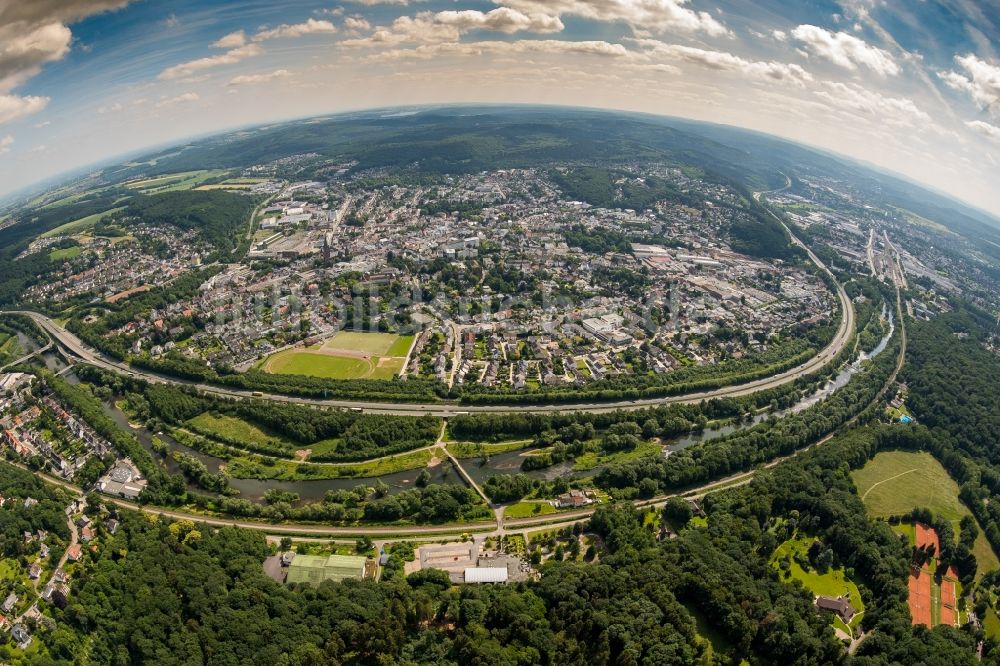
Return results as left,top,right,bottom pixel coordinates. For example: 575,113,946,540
260,331,414,380
904,523,960,627
49,246,82,261
855,450,1000,577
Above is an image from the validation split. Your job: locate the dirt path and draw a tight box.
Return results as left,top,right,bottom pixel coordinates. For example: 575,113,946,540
860,468,918,501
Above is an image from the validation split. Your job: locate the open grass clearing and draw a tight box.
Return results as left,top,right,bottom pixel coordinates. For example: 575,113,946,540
0,334,21,360
505,500,557,519
49,246,82,261
226,448,434,481
187,412,295,451
853,451,967,521
0,557,20,581
855,450,1000,579
986,607,1000,640
126,169,229,193
681,602,742,664
445,440,533,458
41,206,126,238
770,534,865,631
573,439,662,471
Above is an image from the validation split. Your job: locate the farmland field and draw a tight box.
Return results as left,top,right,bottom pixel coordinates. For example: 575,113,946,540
125,170,229,194
41,206,126,238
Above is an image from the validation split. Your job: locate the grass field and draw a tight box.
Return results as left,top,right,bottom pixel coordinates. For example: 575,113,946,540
445,440,533,458
263,351,372,379
855,451,1000,578
49,246,82,261
770,534,865,635
505,500,557,519
986,607,1000,639
0,334,21,362
195,183,251,191
0,557,20,581
195,177,269,191
323,331,410,356
187,413,295,452
260,331,414,380
573,439,662,471
226,448,434,481
681,602,744,664
307,439,343,458
853,451,968,521
41,206,126,238
126,170,229,194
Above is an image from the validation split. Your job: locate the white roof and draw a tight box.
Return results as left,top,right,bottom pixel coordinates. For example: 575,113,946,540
464,567,508,584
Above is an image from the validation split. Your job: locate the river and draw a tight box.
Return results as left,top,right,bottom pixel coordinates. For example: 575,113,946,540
92,390,460,503
59,307,894,504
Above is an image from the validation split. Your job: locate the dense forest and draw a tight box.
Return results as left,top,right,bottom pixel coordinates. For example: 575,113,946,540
3,415,993,665
550,167,703,211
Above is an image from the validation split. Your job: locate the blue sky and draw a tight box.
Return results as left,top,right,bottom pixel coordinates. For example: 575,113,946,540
0,0,998,214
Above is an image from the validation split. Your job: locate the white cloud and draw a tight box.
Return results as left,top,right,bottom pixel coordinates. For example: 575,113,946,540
434,9,563,35
366,39,629,62
158,43,262,80
0,0,132,92
790,25,899,76
344,0,409,4
0,93,49,124
771,29,787,42
966,120,1000,143
212,30,246,49
254,18,336,41
0,22,72,91
33,120,50,128
97,101,123,114
495,0,730,37
814,82,930,128
155,92,199,108
636,40,813,86
344,17,372,32
0,134,12,154
164,14,179,29
344,8,564,47
229,69,291,86
940,54,1000,115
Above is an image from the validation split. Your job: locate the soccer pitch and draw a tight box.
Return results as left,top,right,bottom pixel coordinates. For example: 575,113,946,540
260,332,413,380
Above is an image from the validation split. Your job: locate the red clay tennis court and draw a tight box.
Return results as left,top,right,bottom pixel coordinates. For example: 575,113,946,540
915,522,940,552
909,569,933,626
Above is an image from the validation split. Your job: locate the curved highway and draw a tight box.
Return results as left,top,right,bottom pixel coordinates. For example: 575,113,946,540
4,223,853,416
